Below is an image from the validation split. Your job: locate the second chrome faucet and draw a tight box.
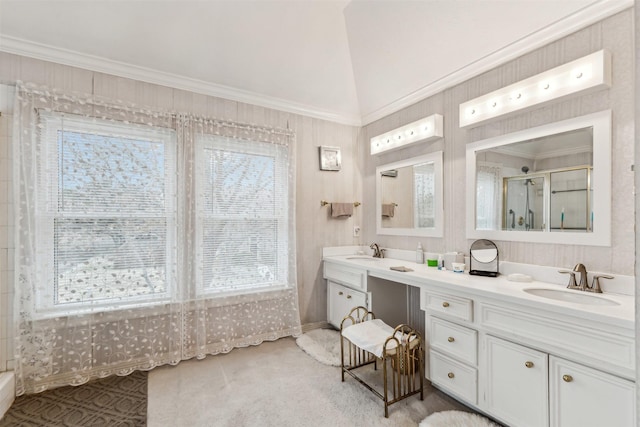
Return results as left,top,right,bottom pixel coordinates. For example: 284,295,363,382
559,263,612,293
370,243,385,258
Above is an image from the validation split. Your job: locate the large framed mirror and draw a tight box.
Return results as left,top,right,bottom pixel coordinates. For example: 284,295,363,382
376,151,443,237
466,110,611,246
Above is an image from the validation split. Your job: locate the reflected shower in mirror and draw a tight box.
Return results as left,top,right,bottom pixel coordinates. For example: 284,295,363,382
466,110,611,246
485,127,593,233
376,151,443,237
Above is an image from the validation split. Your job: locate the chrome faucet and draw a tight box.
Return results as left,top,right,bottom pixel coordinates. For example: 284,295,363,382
573,263,588,290
370,243,384,258
560,263,613,294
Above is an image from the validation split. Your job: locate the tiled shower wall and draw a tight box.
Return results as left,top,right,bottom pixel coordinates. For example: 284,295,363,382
0,85,14,372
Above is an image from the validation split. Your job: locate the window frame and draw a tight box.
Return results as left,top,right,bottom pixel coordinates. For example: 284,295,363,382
194,134,291,298
35,112,178,315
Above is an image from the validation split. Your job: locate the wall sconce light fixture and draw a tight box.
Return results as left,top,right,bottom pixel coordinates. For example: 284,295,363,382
370,113,443,155
459,50,611,128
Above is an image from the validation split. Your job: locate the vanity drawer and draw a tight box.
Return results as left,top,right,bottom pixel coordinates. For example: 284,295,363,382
323,262,366,290
424,291,473,322
430,317,477,365
430,350,477,405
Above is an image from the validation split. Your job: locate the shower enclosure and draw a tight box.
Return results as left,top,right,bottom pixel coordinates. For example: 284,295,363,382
503,166,592,232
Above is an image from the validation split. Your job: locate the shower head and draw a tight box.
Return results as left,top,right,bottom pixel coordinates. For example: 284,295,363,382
521,166,529,174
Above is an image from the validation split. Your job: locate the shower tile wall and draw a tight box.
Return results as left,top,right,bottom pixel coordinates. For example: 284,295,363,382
0,85,14,372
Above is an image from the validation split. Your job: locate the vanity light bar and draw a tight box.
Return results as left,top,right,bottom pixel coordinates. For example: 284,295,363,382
370,114,443,155
459,50,611,128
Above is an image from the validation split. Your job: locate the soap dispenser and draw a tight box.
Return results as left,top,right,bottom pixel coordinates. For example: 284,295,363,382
416,242,424,264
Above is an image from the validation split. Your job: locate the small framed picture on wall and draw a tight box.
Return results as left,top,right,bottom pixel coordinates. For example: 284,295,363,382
319,146,342,171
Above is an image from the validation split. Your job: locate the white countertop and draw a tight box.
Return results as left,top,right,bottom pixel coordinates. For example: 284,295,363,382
323,254,635,332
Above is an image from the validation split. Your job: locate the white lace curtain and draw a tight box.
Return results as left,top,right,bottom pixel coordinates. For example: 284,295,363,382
476,162,503,230
13,83,301,395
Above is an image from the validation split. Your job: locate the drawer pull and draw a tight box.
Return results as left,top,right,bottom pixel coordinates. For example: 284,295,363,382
562,374,573,383
525,361,534,368
338,291,343,296
442,302,450,308
447,336,455,343
447,372,455,379
346,295,352,299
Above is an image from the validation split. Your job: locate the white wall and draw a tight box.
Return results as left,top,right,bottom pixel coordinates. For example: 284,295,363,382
0,7,634,378
0,52,362,371
362,9,634,277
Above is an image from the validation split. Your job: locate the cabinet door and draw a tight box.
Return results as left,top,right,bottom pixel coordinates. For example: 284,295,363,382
484,335,548,427
550,356,635,427
327,281,367,329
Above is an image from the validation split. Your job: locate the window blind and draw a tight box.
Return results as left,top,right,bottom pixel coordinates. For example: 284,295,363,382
196,135,289,294
38,113,177,310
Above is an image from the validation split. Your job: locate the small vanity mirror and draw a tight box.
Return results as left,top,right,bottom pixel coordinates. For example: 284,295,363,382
376,151,443,237
466,111,611,246
469,239,499,277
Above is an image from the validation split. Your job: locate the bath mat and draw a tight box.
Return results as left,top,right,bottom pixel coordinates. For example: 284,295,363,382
0,370,147,427
420,410,500,427
295,328,342,366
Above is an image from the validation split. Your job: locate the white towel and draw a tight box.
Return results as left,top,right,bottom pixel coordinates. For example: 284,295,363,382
341,319,396,358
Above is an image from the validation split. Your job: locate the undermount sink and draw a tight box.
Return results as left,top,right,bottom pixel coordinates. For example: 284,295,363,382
523,288,619,306
346,256,378,261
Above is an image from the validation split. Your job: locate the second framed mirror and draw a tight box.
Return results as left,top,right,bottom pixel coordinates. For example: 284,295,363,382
376,151,443,237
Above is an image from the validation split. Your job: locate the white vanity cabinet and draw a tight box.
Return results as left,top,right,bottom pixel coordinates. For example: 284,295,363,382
421,289,636,427
549,356,635,427
324,262,370,328
322,253,635,426
327,281,368,328
425,291,478,405
484,335,548,427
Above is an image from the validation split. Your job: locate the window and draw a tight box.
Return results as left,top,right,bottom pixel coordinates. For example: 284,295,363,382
476,162,503,230
37,113,177,312
196,135,290,295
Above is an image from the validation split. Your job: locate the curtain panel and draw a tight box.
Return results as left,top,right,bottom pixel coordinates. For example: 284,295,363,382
13,83,301,395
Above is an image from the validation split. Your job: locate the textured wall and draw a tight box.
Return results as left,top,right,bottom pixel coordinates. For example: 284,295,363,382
362,9,634,277
0,8,634,375
0,53,362,371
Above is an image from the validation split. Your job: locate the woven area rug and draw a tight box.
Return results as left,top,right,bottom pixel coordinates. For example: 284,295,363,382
420,410,500,427
295,328,342,366
0,370,147,427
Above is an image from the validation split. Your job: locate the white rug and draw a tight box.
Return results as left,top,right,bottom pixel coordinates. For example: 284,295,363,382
420,410,500,427
295,328,342,366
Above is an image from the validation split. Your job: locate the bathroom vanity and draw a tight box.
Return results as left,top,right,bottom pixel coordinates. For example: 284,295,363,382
323,250,635,427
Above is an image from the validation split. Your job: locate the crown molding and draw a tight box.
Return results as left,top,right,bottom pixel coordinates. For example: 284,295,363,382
361,0,632,125
1,0,631,128
0,35,362,127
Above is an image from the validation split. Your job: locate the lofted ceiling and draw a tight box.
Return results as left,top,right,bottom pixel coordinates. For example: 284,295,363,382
0,0,630,125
